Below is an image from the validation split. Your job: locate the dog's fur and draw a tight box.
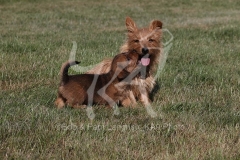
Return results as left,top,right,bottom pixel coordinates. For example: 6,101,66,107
87,17,162,107
55,50,140,109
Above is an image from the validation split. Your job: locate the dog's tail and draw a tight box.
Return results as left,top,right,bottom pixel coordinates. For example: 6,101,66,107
60,61,80,85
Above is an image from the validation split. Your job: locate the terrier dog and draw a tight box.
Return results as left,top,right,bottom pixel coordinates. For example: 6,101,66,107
55,50,141,109
87,17,162,108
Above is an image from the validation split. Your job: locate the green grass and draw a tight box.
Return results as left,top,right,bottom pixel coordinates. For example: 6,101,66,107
1,0,240,159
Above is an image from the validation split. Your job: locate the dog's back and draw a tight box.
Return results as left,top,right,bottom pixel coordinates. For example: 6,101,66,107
55,51,140,109
55,61,117,108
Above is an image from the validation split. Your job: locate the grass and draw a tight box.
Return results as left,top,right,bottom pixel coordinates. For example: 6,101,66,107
1,0,240,159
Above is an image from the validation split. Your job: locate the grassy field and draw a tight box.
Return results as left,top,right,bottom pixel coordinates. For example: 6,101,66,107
1,0,240,159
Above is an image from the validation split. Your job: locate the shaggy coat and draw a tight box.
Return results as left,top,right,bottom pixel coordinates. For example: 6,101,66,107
55,51,141,108
87,17,162,107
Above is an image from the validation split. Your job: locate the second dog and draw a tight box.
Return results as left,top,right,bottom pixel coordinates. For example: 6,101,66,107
55,50,141,109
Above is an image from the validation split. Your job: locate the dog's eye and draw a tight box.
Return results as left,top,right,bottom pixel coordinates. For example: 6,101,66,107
149,39,154,42
127,57,131,61
133,39,139,43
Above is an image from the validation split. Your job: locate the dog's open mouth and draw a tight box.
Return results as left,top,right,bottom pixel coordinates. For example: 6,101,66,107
138,54,150,79
140,54,150,66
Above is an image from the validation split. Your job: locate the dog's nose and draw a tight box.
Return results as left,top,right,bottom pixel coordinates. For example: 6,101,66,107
142,47,149,55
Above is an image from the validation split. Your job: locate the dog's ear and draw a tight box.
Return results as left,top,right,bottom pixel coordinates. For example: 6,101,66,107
126,17,137,33
149,20,162,30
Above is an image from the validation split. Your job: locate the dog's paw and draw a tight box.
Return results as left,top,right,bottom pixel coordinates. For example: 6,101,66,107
55,98,65,109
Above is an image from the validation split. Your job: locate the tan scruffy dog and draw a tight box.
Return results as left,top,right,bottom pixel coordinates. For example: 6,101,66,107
55,50,142,109
87,17,163,108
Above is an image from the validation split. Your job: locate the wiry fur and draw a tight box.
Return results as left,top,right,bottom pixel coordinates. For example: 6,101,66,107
55,51,140,109
87,17,162,107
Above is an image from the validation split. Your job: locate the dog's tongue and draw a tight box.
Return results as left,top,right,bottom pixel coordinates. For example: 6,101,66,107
141,58,150,66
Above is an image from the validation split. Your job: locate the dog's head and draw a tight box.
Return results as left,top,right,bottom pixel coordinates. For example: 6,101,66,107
111,50,140,80
124,17,162,69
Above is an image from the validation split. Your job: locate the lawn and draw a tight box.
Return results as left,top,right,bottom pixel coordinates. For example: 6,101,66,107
0,0,240,159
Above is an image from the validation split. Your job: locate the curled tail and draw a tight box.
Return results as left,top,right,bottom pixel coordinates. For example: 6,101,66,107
60,61,80,85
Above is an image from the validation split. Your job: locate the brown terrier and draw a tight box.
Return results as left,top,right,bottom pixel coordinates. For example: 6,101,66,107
87,17,163,108
55,50,141,109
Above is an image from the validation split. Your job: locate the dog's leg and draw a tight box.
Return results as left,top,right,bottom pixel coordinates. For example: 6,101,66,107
139,87,157,118
140,89,151,106
121,91,137,107
121,97,133,107
128,90,137,107
54,98,65,109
